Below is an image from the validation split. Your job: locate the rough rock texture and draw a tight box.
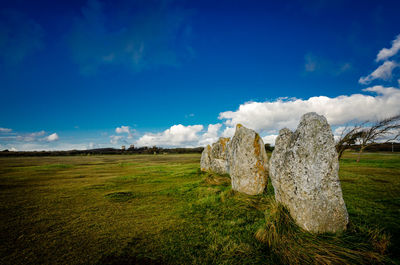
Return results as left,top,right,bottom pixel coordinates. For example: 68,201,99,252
200,137,230,174
200,144,212,172
228,124,269,195
269,112,349,233
210,137,230,174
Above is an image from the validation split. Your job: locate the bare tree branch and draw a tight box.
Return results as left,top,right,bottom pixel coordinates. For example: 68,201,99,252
335,115,400,161
356,114,400,162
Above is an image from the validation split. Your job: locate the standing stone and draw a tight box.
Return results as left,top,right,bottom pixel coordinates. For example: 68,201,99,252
228,124,269,195
200,137,230,174
200,144,212,172
210,137,230,174
269,112,348,233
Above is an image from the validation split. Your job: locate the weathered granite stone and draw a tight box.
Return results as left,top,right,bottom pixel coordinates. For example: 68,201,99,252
228,124,269,195
210,137,230,174
269,112,349,233
200,137,230,174
200,144,212,172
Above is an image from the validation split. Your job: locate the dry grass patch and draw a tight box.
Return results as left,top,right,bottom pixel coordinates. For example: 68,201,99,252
255,200,391,265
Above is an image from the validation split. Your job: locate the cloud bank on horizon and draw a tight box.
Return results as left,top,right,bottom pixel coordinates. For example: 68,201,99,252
131,34,400,148
1,32,400,151
132,84,400,148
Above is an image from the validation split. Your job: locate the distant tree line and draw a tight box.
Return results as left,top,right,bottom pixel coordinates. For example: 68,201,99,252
2,115,399,158
0,146,204,157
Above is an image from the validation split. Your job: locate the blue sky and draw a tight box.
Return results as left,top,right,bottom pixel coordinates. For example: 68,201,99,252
1,0,400,150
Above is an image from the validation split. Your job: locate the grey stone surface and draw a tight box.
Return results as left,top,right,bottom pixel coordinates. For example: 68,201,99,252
228,124,269,195
269,112,349,233
210,137,230,174
200,144,212,172
200,137,230,174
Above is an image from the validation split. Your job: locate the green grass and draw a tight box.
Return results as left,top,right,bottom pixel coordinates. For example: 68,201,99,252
0,152,399,264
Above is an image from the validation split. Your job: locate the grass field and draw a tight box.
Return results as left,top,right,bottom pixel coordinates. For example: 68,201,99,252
0,152,399,264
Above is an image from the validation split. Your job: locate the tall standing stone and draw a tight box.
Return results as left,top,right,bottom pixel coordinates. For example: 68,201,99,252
200,137,230,174
228,124,269,195
269,112,348,233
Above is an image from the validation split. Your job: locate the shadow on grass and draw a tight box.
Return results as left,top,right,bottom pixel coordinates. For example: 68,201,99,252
96,238,164,265
105,192,140,202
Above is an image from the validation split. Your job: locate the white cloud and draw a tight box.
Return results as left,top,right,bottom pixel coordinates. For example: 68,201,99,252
332,126,350,142
0,127,12,133
262,135,278,145
333,126,346,136
221,126,235,138
45,133,59,142
0,140,106,151
0,128,108,151
198,124,222,146
115,125,134,139
30,130,45,137
359,34,400,85
359,61,398,84
1,130,61,143
376,34,400,62
135,123,276,147
115,125,130,134
219,86,400,134
110,135,123,145
15,130,45,142
136,124,204,148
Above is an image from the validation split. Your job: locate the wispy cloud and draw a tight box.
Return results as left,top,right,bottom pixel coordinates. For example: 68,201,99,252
15,130,46,142
110,135,123,145
0,142,102,152
68,0,193,74
0,130,59,143
359,60,398,84
0,127,12,133
376,34,400,62
359,33,400,85
304,52,352,75
304,53,318,72
0,129,65,150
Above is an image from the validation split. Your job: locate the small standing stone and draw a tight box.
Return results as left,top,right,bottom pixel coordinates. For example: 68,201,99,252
210,137,230,175
200,137,230,174
200,144,212,172
228,124,269,195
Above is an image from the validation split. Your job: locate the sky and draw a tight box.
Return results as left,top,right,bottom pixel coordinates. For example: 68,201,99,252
1,0,400,151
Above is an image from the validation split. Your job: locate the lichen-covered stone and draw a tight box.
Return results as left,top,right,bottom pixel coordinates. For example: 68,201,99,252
200,137,230,174
210,137,230,174
228,125,269,195
269,112,349,233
